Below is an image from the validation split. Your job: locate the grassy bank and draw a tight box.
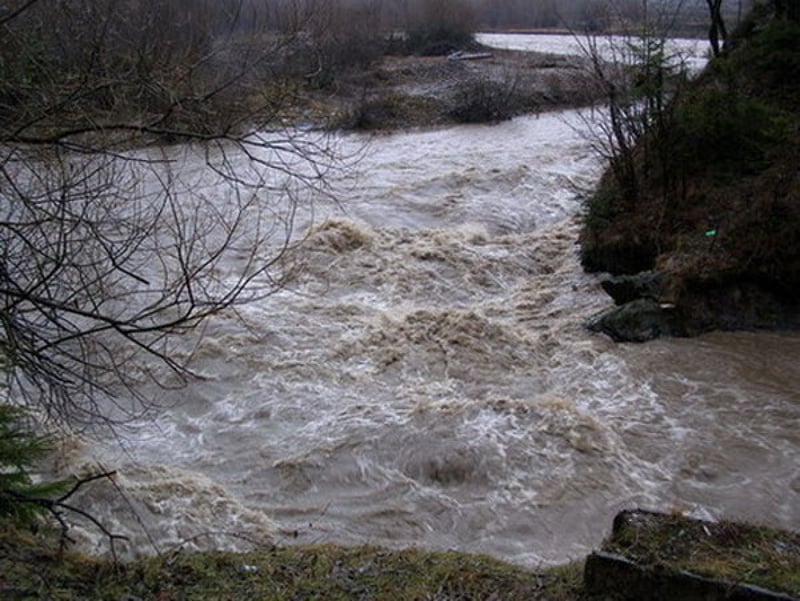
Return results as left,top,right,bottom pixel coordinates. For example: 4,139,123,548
0,523,586,600
4,513,799,599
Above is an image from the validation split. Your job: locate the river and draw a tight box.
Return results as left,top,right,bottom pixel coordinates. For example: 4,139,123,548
477,32,710,71
60,35,800,566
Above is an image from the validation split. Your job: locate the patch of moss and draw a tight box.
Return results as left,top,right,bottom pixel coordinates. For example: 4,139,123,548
604,511,800,597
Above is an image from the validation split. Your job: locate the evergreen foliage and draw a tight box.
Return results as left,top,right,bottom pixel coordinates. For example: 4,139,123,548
0,404,68,528
582,6,798,241
672,89,783,176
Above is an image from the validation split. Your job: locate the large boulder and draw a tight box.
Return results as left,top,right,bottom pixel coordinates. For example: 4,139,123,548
586,298,676,343
600,271,668,306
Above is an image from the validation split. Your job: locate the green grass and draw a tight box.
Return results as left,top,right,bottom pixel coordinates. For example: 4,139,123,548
0,522,586,600
5,513,799,599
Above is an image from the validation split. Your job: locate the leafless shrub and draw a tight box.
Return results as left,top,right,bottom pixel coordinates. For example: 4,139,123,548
276,0,386,89
448,72,520,123
572,0,694,206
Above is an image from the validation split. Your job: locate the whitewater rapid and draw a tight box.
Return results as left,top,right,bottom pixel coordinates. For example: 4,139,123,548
56,42,799,566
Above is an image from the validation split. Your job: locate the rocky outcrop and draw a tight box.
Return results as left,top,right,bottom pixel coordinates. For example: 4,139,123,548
585,550,798,601
587,271,799,343
587,298,676,343
587,271,679,342
599,272,668,305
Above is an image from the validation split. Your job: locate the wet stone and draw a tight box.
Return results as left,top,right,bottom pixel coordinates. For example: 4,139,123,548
584,510,800,601
585,299,675,342
600,271,668,306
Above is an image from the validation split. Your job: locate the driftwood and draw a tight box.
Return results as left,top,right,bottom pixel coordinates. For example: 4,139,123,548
447,51,493,61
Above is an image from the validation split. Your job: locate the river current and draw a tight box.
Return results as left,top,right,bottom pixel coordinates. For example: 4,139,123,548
60,35,800,566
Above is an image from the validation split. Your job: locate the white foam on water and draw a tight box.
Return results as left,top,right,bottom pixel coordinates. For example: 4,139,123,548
50,43,800,565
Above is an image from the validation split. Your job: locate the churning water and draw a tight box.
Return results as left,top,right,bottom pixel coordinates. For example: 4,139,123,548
58,39,799,566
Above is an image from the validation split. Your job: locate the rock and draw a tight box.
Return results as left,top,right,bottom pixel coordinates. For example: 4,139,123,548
584,551,798,601
584,509,800,601
600,271,668,305
586,298,675,342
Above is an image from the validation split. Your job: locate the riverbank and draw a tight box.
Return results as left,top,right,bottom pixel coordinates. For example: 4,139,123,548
0,522,585,600
580,7,800,341
296,47,599,130
4,511,798,599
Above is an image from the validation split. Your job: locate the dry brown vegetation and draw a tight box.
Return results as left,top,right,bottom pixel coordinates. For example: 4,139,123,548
320,49,600,130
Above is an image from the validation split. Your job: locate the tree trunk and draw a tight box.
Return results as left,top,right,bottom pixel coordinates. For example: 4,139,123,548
705,0,727,58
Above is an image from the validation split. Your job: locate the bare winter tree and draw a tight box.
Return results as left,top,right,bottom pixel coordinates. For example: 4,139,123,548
705,0,728,56
573,0,693,205
0,0,344,429
287,0,386,87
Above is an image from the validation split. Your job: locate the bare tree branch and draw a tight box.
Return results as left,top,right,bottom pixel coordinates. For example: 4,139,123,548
0,0,346,430
0,0,42,26
3,470,128,560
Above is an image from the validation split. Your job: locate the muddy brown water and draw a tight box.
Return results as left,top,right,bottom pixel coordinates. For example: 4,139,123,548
56,43,798,564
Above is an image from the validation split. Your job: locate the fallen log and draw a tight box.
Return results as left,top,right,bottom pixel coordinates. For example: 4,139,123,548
447,51,493,61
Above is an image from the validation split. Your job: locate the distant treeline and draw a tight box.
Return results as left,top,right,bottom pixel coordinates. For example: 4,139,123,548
4,0,752,46
228,0,755,35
